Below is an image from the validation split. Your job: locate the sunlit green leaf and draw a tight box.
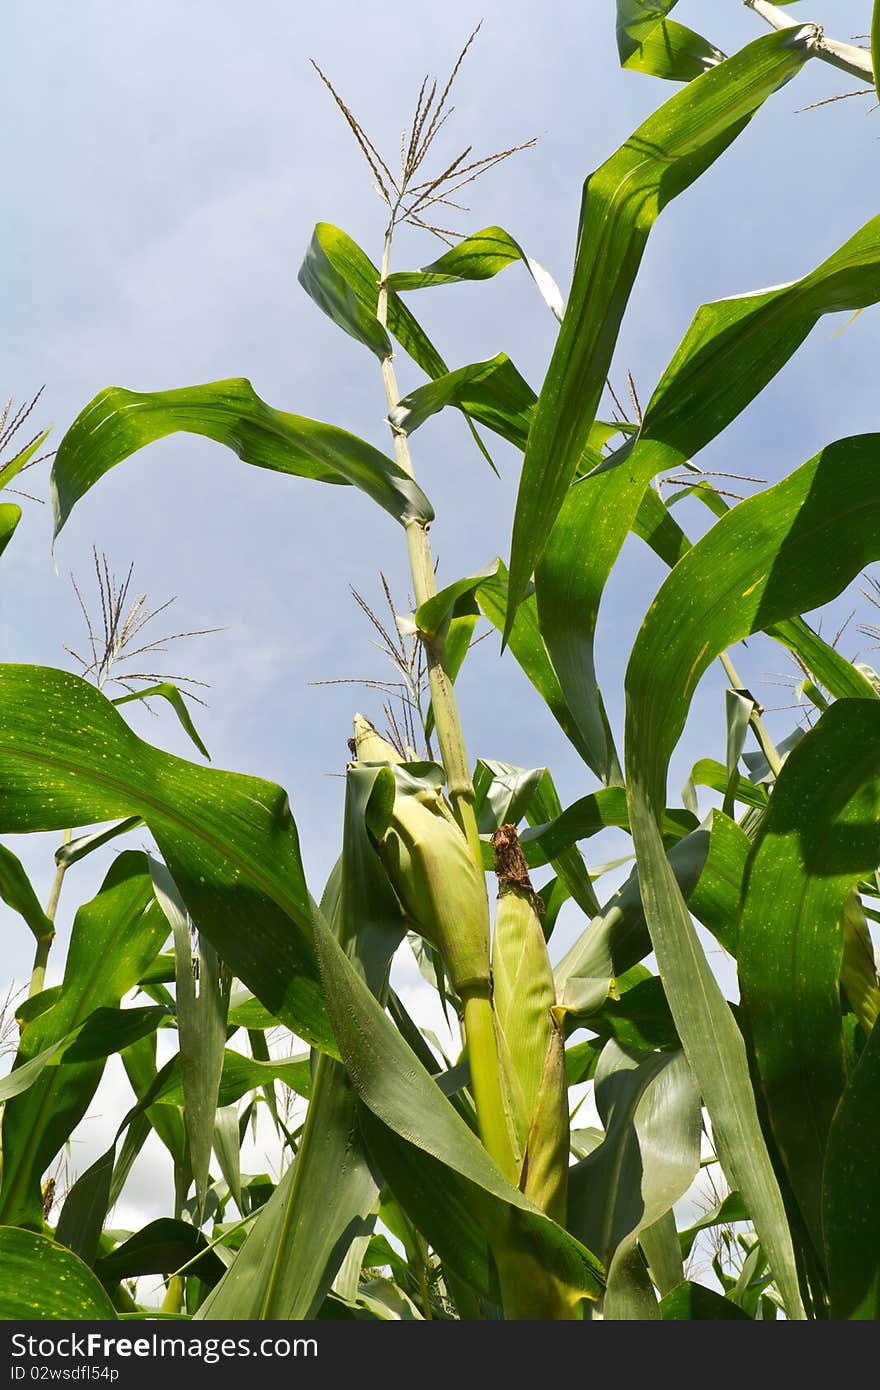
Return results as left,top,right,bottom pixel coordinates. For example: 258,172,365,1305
51,378,433,540
506,27,814,637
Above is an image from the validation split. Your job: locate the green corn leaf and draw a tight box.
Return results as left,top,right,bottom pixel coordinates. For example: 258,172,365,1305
639,1209,685,1300
0,664,334,1053
554,823,712,1021
55,817,144,868
739,700,880,1257
475,562,606,773
472,759,546,834
505,786,696,873
525,770,601,920
684,810,748,957
391,354,536,449
388,225,564,320
0,839,54,941
505,27,815,639
213,1105,243,1213
152,859,230,1222
415,561,500,640
584,973,680,1053
55,1049,194,1267
0,853,168,1230
677,1191,749,1260
0,1005,169,1106
121,1033,187,1173
298,224,392,359
567,1041,701,1320
824,996,880,1319
299,223,445,377
310,898,605,1312
538,209,880,722
635,478,876,703
152,1047,312,1109
0,428,51,494
95,1218,226,1288
660,1280,752,1319
617,1,726,83
113,684,210,760
200,766,405,1320
0,1228,117,1319
0,503,21,559
688,758,768,812
621,432,880,1319
51,378,433,541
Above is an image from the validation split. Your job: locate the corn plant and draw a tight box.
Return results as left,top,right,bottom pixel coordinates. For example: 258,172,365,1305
2,0,880,1320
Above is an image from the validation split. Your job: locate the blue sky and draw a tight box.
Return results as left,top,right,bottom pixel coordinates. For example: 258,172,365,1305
2,0,879,1232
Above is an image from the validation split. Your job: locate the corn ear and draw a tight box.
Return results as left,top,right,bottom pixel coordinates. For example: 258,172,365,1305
841,888,880,1034
352,715,491,994
353,713,403,765
492,823,568,1224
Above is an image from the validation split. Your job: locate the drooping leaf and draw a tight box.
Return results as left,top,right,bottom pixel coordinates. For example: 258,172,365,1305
391,354,536,450
298,224,392,358
388,225,565,321
0,503,21,559
0,665,333,1053
505,27,815,636
298,222,445,376
0,429,51,494
472,759,546,835
113,683,210,760
415,562,500,641
51,378,433,540
0,839,54,941
677,1190,749,1259
0,1228,117,1319
506,787,696,872
616,1,726,83
524,770,601,920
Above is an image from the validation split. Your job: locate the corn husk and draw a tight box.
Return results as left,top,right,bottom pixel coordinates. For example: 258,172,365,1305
492,823,568,1224
353,715,491,994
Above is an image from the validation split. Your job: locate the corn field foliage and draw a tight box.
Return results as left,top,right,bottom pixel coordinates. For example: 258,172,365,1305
3,0,880,1321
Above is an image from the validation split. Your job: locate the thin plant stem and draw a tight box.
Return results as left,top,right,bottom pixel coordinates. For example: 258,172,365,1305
29,829,72,998
376,230,482,865
743,1,874,85
376,226,518,1185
